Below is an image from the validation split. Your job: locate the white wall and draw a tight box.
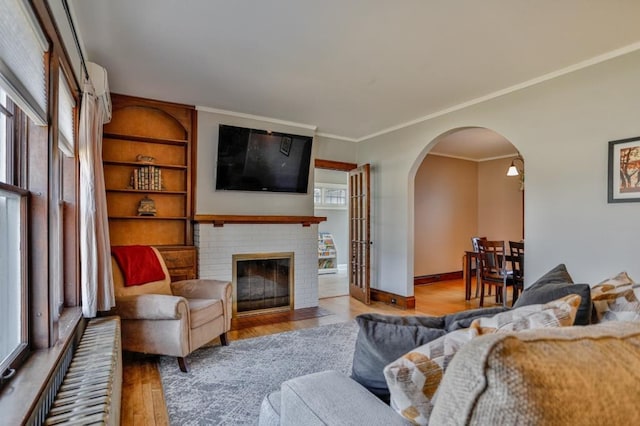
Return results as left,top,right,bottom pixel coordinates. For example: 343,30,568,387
357,50,640,296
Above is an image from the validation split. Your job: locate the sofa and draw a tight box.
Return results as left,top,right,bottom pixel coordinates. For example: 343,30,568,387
259,266,640,425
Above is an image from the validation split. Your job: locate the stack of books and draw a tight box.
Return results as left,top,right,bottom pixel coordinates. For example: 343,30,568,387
130,165,162,190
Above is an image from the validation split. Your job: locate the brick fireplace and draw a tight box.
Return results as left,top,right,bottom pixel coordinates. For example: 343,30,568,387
194,220,320,315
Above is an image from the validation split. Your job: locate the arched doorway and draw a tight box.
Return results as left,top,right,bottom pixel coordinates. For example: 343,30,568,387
412,127,524,296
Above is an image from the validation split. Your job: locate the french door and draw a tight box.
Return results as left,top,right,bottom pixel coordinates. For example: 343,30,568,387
349,164,371,304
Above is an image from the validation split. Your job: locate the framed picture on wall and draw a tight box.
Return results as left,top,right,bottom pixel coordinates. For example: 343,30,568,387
608,136,640,203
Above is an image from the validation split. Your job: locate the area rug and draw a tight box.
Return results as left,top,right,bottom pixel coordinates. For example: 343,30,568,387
159,320,359,425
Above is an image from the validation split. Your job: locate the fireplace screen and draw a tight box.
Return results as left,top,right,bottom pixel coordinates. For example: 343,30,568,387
232,252,294,316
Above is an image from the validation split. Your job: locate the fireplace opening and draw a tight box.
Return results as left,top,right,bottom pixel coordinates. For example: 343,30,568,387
232,252,294,317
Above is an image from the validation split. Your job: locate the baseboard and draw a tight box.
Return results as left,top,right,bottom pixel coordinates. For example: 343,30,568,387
370,288,416,310
414,270,463,286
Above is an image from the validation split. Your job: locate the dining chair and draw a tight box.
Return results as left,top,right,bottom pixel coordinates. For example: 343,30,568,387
470,236,487,298
477,239,511,307
509,241,525,305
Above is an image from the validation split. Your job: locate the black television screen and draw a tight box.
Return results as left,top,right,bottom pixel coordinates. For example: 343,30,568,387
215,125,313,193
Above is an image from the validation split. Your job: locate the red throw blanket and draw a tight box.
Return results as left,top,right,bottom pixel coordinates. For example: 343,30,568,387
111,245,166,286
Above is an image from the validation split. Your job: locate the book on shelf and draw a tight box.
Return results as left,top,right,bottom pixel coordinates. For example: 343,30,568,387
130,165,163,190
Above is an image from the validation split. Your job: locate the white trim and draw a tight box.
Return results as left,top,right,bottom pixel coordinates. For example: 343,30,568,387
356,41,640,142
196,105,317,131
315,131,358,142
428,152,519,162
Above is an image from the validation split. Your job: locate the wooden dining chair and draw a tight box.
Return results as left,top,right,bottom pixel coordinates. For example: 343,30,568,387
509,241,525,305
477,239,511,307
470,236,487,298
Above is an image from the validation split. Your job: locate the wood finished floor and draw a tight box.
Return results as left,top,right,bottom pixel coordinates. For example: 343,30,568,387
120,277,506,425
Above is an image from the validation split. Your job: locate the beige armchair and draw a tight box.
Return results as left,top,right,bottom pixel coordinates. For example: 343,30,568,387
111,247,232,372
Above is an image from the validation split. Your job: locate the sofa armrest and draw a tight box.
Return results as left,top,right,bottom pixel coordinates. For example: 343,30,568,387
115,294,189,320
279,370,409,426
171,279,232,330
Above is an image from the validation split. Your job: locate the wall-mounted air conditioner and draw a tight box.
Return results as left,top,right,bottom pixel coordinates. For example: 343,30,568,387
86,61,112,123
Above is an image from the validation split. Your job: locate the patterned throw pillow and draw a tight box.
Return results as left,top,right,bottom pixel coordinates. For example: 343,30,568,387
383,294,581,425
470,294,582,335
591,272,640,322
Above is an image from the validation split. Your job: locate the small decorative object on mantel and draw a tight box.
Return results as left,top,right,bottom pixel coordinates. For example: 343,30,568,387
608,136,640,203
137,196,157,216
136,154,156,164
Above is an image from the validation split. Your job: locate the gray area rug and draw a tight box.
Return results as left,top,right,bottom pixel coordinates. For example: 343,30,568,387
159,320,359,425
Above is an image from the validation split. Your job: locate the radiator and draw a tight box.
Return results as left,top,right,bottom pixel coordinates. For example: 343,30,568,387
44,317,122,426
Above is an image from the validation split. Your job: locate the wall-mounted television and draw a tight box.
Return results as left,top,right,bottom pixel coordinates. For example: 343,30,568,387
215,124,313,193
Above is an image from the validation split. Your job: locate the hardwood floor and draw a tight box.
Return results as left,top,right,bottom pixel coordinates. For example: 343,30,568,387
120,277,502,425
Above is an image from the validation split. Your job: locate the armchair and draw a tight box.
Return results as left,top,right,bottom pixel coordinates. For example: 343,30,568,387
111,246,232,372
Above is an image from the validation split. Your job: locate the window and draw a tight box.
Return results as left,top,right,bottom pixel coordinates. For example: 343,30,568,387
57,71,75,157
0,89,28,382
314,183,348,209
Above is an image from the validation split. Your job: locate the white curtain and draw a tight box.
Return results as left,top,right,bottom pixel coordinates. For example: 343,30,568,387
79,81,114,317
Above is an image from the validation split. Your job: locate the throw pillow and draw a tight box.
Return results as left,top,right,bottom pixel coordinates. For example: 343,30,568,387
513,283,592,326
443,306,510,331
528,263,574,289
351,314,447,403
383,329,470,425
595,271,635,288
383,294,581,425
591,272,640,322
470,294,582,335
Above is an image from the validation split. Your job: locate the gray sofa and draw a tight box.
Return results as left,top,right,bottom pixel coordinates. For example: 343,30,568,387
259,320,640,425
260,265,640,424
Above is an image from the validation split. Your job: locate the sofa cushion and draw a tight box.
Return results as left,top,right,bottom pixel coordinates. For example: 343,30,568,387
351,314,446,402
591,272,640,323
383,295,581,425
280,370,410,426
429,321,640,425
187,298,223,328
512,283,592,325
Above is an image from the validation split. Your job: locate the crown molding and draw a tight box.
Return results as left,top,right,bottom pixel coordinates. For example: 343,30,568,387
195,105,317,131
428,152,519,162
315,132,358,142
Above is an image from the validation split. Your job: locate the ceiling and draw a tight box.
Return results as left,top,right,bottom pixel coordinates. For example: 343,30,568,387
71,0,640,157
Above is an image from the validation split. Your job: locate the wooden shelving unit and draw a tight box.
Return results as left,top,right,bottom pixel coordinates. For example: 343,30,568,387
318,232,338,274
102,94,196,255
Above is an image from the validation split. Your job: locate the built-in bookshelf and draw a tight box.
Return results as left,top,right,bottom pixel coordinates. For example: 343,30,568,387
102,94,196,248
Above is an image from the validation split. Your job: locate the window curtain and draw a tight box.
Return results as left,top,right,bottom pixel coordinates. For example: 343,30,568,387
79,81,113,317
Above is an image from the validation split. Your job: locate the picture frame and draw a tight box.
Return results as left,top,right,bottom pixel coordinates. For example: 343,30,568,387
608,136,640,203
280,136,292,156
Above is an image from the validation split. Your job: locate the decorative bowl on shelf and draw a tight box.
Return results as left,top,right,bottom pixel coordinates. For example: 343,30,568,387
136,154,156,164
